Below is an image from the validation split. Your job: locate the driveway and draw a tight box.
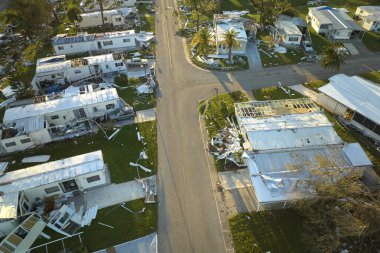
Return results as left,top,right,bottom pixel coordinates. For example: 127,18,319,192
246,42,263,69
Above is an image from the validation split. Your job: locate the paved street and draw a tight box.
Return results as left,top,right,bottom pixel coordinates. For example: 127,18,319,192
155,0,380,252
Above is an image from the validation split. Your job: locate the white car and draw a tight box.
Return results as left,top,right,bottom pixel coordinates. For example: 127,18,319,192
302,41,314,52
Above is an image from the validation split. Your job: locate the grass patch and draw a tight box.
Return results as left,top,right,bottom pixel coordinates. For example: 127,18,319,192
303,79,328,92
308,28,331,53
118,88,157,111
362,32,380,52
2,121,157,183
359,70,380,84
257,31,305,67
31,199,157,252
252,86,305,100
140,14,155,32
229,209,306,253
200,91,250,138
220,0,254,11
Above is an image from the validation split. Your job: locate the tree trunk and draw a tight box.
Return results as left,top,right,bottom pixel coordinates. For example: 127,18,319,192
228,46,232,64
100,1,105,31
196,12,200,31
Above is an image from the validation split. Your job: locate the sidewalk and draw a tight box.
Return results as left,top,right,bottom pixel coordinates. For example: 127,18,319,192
115,108,156,127
84,177,156,209
290,84,319,101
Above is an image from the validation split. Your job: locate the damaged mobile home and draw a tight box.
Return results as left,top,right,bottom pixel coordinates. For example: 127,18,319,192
32,53,126,93
52,30,155,55
0,151,107,252
79,7,139,28
234,98,374,211
0,88,133,155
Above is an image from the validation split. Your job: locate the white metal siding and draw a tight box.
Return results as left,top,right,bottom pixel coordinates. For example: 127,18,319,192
316,93,348,115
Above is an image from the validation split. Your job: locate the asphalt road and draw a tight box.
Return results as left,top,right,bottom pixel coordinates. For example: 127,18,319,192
155,0,380,252
0,0,9,13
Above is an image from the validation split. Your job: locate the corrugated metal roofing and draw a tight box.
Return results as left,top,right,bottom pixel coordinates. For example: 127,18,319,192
310,6,365,31
0,151,104,220
3,88,119,123
319,74,380,124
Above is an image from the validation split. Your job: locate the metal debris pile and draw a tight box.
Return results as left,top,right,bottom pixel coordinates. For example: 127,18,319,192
209,126,247,169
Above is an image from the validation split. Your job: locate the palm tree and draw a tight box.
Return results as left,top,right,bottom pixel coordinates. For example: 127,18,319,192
320,44,347,71
84,0,114,29
224,29,240,64
191,27,213,58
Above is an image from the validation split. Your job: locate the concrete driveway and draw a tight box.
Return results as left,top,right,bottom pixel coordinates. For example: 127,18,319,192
246,42,263,69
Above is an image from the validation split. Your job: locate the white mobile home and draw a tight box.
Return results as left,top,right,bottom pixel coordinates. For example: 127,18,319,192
317,74,380,142
355,6,380,33
80,0,136,12
214,14,247,55
307,6,365,39
274,19,303,46
79,7,137,28
0,88,132,154
0,151,107,245
33,53,127,92
52,30,137,55
234,99,372,211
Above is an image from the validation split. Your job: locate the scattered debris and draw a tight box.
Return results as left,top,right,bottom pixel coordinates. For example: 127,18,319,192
209,119,248,170
139,150,148,159
130,162,152,173
98,222,114,229
21,155,50,163
108,128,121,140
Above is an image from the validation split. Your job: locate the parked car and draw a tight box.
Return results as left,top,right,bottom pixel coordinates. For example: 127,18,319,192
302,40,314,52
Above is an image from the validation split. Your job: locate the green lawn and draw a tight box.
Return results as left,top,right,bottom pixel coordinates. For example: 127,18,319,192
199,91,250,138
303,79,328,91
220,0,254,11
359,70,380,84
257,31,306,67
362,32,380,52
2,121,157,183
140,14,155,32
252,86,305,100
308,28,332,53
31,199,157,252
229,210,306,253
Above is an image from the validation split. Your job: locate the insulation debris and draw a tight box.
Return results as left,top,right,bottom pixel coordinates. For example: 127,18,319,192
130,162,152,173
209,125,248,170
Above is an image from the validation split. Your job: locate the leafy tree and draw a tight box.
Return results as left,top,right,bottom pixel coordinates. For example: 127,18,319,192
3,0,52,40
253,0,292,26
185,0,217,30
320,44,347,71
67,5,83,26
293,156,380,253
191,27,213,58
224,29,240,64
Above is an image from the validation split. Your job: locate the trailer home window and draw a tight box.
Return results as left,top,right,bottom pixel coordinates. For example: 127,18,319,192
51,115,59,120
86,175,101,183
103,40,113,46
20,138,32,144
58,46,64,50
5,142,16,147
106,104,115,110
115,62,123,67
45,186,61,194
123,38,130,43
